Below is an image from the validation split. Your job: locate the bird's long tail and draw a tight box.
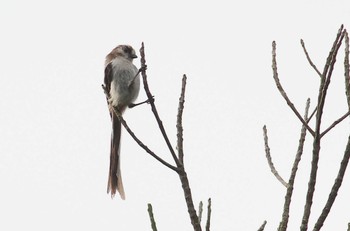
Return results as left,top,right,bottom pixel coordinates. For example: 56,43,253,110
107,113,125,199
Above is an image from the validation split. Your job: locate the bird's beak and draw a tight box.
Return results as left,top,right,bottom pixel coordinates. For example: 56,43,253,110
131,54,138,59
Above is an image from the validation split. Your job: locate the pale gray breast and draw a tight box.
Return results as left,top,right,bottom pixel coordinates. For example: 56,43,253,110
110,59,140,107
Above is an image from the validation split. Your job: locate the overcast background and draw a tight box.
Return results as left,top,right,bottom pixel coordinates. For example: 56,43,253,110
1,0,350,230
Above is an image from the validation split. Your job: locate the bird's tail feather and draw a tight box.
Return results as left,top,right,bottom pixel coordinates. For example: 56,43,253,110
107,114,125,199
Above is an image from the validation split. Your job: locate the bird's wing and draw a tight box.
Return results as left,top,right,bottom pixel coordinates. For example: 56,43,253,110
104,62,113,96
104,62,114,118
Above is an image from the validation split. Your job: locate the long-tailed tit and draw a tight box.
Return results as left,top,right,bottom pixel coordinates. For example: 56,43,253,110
104,45,140,199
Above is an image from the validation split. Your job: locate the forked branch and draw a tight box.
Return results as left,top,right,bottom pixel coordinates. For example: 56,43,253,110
272,41,315,137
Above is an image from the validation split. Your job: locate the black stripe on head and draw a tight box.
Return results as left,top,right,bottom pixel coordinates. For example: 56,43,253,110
122,45,132,54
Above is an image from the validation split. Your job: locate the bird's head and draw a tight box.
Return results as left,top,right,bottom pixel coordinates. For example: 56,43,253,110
105,45,137,65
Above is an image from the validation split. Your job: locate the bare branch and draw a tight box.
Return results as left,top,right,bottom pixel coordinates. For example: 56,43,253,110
312,28,350,231
147,203,158,231
177,74,187,165
258,221,267,231
272,41,315,137
178,169,202,231
320,111,350,138
313,135,350,231
198,201,203,224
345,31,350,108
278,98,310,231
301,25,345,231
110,106,179,172
301,39,322,77
139,43,201,231
307,106,317,123
263,125,288,187
205,198,211,231
101,83,178,172
139,43,181,168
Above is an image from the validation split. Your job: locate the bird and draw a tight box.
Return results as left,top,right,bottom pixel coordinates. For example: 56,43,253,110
104,45,140,199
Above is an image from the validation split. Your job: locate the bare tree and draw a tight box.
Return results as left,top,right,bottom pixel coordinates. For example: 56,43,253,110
262,25,350,230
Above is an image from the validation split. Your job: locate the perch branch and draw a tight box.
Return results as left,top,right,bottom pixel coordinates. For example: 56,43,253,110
101,83,178,172
138,43,201,230
139,42,181,168
263,125,288,187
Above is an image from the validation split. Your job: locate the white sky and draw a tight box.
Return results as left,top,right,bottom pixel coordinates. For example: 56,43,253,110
1,0,350,230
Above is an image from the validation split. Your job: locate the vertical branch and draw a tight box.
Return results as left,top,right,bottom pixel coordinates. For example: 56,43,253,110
147,203,158,231
177,75,187,165
178,170,202,231
278,98,310,231
198,201,203,224
345,31,350,107
205,198,211,231
300,25,345,231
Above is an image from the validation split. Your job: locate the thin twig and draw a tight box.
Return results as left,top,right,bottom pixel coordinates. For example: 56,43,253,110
205,198,211,231
320,30,345,105
147,203,158,231
263,125,288,187
278,98,310,231
300,25,345,231
139,42,181,168
198,201,203,224
307,106,317,123
272,41,315,137
345,31,350,107
320,111,350,138
301,39,322,77
313,135,350,231
258,221,267,231
177,74,187,165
